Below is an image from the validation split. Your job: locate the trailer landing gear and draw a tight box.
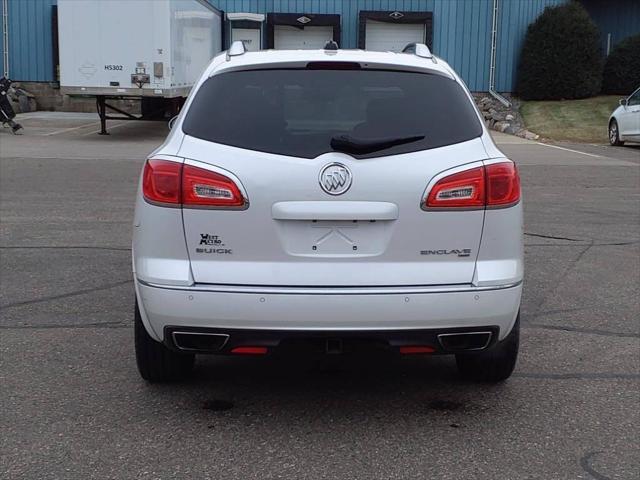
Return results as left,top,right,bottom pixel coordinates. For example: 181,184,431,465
96,95,139,135
96,95,183,135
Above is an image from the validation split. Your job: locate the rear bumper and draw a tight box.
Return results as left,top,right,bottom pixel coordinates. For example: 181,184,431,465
165,325,499,355
135,279,522,343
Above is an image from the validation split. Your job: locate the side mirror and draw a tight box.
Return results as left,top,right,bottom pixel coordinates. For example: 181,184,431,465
168,115,178,130
619,98,628,107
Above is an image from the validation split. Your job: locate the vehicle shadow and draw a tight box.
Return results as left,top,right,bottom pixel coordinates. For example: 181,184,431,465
143,353,515,424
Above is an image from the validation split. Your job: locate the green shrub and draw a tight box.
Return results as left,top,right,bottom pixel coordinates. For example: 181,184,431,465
602,34,640,95
516,2,603,100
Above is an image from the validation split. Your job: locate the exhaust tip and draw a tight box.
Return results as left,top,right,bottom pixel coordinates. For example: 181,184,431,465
437,331,492,351
172,332,229,352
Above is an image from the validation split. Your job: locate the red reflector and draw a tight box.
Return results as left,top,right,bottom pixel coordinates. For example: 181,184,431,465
400,345,436,354
142,159,181,205
486,162,520,207
231,346,268,355
182,164,245,208
425,166,486,209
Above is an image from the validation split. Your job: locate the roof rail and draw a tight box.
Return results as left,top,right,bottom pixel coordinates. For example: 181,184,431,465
226,41,246,60
402,43,433,60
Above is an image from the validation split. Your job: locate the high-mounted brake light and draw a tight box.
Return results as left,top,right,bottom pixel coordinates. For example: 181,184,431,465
306,61,361,70
142,160,245,208
424,162,519,210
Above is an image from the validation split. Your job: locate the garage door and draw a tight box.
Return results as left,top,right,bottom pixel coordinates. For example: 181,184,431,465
231,28,261,52
274,25,333,49
365,20,425,52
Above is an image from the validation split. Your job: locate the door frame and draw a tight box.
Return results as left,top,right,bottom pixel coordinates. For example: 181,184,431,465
358,11,433,51
266,13,341,49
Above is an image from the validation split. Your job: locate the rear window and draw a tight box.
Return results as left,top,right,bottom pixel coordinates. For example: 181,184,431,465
182,68,482,159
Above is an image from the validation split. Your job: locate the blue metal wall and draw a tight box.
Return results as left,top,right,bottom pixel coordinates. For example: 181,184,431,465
582,0,640,55
2,0,57,81
494,0,565,93
3,0,637,91
0,1,4,76
212,0,564,91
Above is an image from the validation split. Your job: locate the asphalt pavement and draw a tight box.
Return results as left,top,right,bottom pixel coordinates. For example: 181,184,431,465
1,113,639,479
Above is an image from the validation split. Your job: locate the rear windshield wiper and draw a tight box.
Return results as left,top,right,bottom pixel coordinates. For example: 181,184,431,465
330,134,425,155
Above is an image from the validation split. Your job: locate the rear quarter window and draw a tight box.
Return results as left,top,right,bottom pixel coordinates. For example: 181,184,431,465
182,68,483,159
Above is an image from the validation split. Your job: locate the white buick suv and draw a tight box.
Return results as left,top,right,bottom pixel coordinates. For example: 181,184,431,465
133,42,523,383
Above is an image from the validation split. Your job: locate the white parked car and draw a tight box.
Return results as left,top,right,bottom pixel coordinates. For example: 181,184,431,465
609,86,640,145
132,42,523,383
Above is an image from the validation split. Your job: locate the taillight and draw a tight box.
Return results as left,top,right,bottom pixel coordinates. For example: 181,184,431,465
142,159,181,205
485,162,520,207
424,162,520,210
142,159,245,208
182,164,245,208
425,166,485,209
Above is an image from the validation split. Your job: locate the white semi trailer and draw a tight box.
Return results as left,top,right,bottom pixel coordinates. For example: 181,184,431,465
58,0,223,134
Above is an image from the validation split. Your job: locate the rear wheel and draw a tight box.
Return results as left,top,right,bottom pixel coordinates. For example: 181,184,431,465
456,313,520,383
134,300,194,382
609,119,624,146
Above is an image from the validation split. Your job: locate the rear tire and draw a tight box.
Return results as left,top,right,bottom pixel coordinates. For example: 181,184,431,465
455,313,520,383
134,300,194,382
609,119,624,146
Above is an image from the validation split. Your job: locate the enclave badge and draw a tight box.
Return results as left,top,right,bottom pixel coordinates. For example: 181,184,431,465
421,248,471,258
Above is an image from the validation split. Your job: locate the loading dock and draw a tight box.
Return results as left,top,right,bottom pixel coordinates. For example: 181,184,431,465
266,13,340,49
359,11,433,52
227,12,264,51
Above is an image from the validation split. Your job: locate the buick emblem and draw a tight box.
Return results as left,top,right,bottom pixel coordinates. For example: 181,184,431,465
297,16,311,24
319,163,352,195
